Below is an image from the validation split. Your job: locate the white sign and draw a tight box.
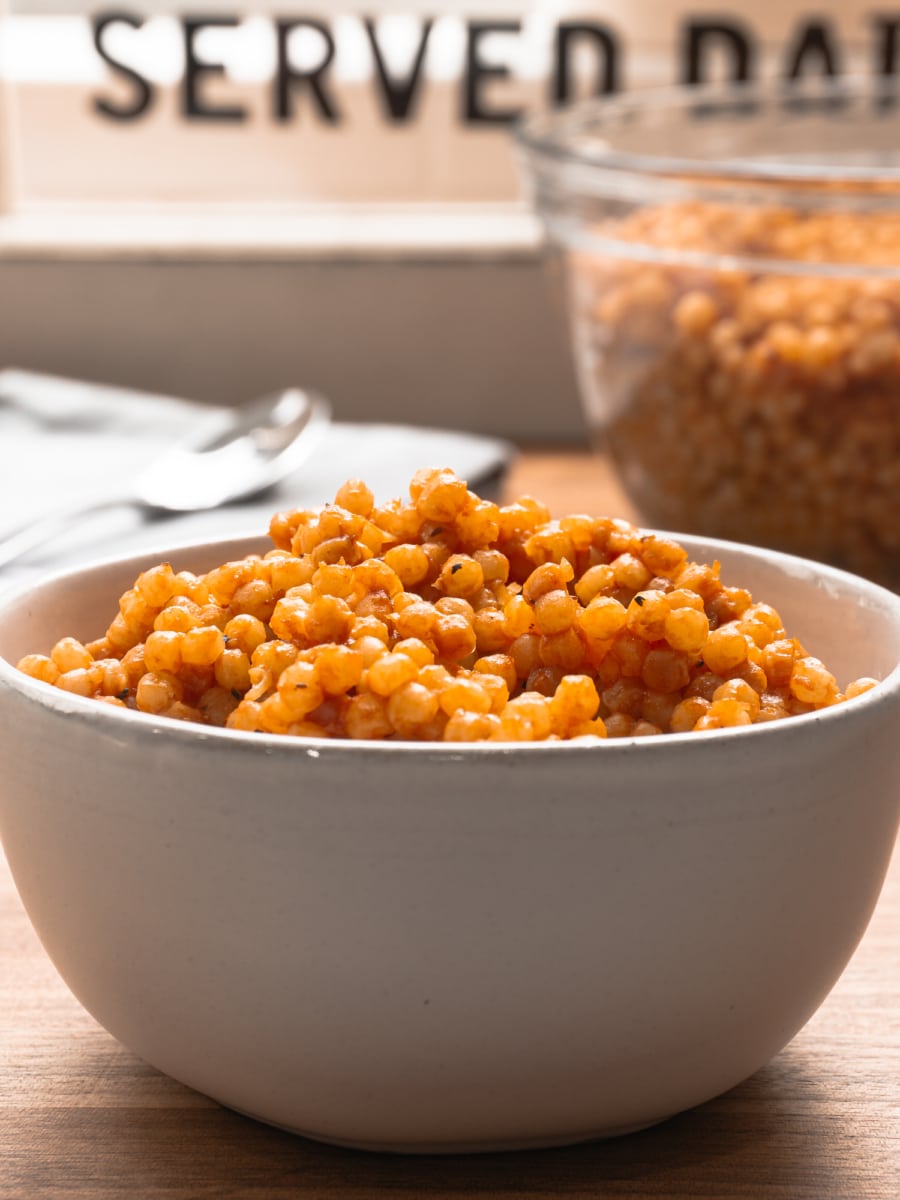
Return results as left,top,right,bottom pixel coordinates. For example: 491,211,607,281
0,2,890,206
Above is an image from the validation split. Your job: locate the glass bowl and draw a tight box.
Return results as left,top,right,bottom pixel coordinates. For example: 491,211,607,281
517,78,900,590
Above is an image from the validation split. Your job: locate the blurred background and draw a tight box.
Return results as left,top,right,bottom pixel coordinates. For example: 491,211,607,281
0,0,880,441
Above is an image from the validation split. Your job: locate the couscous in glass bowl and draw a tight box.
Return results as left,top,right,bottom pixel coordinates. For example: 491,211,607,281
517,78,900,590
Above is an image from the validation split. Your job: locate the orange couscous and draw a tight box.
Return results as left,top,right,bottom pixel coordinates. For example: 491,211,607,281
16,468,877,741
573,201,900,588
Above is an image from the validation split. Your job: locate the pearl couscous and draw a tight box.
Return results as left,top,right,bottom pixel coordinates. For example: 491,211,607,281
17,468,877,741
573,201,900,589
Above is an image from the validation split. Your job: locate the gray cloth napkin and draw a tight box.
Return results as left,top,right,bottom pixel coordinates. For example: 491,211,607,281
0,370,513,589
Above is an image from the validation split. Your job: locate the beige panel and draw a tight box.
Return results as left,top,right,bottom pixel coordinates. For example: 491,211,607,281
0,252,586,440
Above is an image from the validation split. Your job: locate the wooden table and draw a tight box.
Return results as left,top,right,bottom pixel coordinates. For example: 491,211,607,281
2,450,898,1200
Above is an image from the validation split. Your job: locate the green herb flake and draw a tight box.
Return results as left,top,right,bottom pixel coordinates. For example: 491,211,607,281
117,688,129,700
450,562,463,574
634,595,645,606
231,688,242,700
295,683,307,689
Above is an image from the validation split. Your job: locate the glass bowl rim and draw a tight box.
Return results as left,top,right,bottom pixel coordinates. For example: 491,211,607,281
515,76,900,196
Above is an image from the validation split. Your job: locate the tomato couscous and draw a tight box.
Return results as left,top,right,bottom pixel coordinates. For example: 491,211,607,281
573,201,900,588
17,468,878,741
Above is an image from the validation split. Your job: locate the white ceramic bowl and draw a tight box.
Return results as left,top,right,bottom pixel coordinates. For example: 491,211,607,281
1,534,899,1154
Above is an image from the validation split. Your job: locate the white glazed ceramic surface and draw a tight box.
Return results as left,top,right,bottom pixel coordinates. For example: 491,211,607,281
1,534,899,1153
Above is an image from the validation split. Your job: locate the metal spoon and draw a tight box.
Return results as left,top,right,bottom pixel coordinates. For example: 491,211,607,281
0,387,331,569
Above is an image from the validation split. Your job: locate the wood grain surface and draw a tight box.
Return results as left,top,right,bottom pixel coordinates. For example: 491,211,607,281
2,450,898,1200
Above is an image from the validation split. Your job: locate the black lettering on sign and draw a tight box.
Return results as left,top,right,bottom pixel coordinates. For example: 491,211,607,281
871,15,900,110
872,14,900,76
682,19,756,84
365,17,433,122
463,21,523,125
785,20,841,79
554,22,620,104
183,17,247,121
92,11,155,120
274,19,341,123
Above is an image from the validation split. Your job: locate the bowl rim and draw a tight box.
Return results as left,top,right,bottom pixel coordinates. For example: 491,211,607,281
1,528,899,761
515,76,900,193
515,78,900,277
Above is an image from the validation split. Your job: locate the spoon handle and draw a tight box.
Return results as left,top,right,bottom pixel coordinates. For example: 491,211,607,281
0,498,130,570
